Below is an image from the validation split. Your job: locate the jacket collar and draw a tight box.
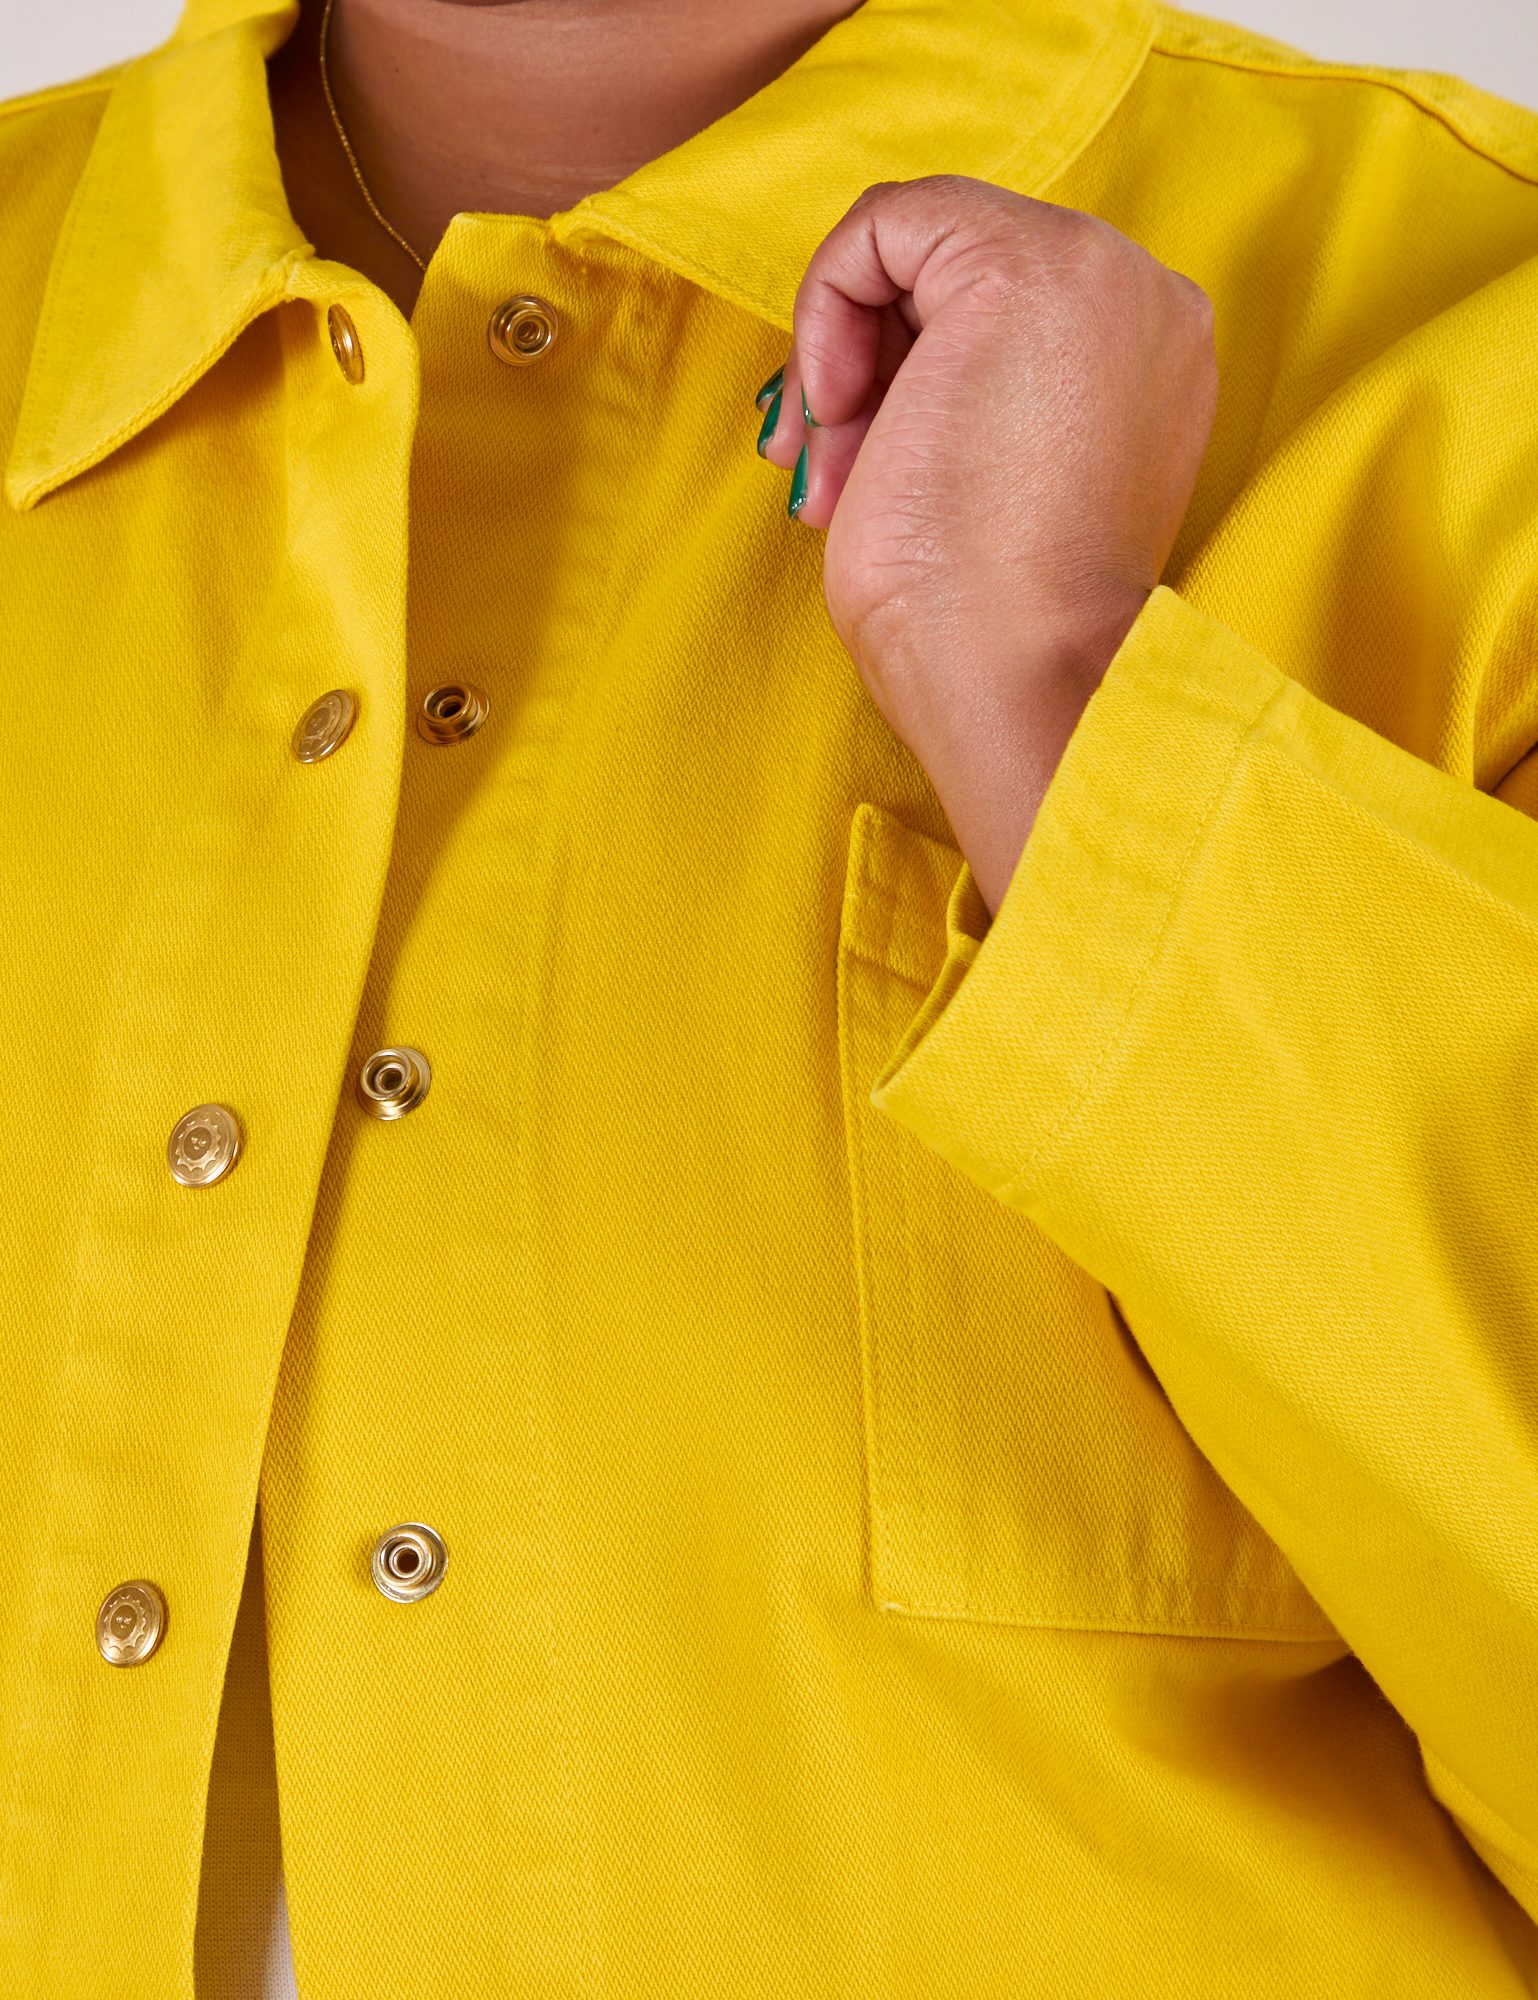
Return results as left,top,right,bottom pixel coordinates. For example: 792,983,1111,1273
566,0,1152,326
5,0,1151,509
5,1,306,509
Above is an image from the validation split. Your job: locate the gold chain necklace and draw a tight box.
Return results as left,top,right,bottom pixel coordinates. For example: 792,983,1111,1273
318,0,428,273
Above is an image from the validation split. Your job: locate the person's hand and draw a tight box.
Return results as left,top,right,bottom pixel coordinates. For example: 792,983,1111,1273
756,176,1218,915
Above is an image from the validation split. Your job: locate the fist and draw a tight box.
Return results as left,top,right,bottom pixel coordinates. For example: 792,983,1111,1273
758,176,1218,912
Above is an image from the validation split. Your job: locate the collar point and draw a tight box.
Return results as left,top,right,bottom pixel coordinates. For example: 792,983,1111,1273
3,458,46,514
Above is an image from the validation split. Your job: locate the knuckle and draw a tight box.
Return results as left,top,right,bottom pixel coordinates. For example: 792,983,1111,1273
858,172,1028,229
1042,211,1127,294
1188,282,1217,340
964,258,1031,311
1167,264,1213,314
1172,275,1217,356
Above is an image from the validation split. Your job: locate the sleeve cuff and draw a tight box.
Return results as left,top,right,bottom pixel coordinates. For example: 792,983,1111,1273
870,587,1286,1192
872,582,1538,1203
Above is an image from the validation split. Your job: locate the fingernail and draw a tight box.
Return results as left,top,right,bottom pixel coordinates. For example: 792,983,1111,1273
801,385,820,429
756,388,783,457
754,367,784,410
788,444,808,518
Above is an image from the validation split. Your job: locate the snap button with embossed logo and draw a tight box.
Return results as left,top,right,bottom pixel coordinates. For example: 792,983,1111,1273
167,1104,241,1187
293,689,357,763
96,1580,167,1666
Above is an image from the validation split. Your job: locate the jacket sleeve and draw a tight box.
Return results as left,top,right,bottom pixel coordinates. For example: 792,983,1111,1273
871,584,1538,1916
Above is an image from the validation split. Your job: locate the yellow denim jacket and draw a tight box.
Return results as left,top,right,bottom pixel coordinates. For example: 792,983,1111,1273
3,0,1538,1992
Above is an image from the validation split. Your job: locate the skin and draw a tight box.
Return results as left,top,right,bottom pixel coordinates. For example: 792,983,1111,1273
764,177,1218,910
267,0,861,315
270,3,1218,917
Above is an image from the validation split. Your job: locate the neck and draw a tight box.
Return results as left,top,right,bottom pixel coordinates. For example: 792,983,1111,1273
269,0,858,315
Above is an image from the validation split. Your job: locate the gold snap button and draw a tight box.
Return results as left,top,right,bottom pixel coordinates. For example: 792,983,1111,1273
328,304,364,384
417,683,488,746
168,1104,242,1187
356,1046,431,1120
293,689,357,763
488,295,558,366
96,1580,167,1665
371,1522,447,1603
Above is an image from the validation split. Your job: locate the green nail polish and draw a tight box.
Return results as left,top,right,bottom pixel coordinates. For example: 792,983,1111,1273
801,385,820,429
788,444,808,518
754,367,784,410
756,387,783,457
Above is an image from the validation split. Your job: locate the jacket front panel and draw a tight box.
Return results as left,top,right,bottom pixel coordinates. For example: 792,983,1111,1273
2,0,1538,1992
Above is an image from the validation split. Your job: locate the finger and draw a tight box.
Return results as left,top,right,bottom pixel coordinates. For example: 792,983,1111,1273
783,381,881,530
791,175,1051,430
758,345,809,471
786,303,915,529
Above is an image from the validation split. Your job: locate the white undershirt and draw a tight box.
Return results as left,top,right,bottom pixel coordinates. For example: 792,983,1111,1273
260,1875,300,2000
194,1507,302,2000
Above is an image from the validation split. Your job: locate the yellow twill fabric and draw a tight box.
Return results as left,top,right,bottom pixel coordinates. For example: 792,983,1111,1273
2,0,1538,1994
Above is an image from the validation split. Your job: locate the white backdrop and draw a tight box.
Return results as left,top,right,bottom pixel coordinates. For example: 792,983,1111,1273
2,0,1536,115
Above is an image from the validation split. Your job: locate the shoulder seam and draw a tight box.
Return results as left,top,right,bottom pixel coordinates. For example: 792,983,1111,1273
1150,6,1538,187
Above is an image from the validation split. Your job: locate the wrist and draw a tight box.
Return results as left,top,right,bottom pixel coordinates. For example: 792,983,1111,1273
917,587,1145,914
1026,577,1149,692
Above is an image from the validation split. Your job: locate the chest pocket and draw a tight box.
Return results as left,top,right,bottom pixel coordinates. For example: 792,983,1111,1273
838,803,1335,1640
